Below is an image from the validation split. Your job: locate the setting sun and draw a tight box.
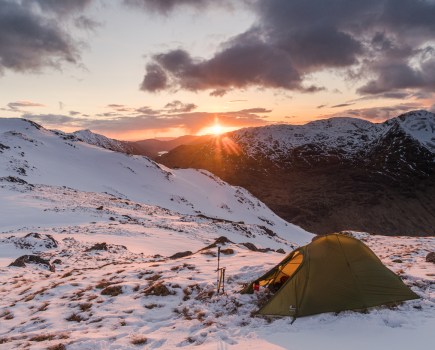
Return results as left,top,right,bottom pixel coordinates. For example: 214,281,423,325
211,124,223,135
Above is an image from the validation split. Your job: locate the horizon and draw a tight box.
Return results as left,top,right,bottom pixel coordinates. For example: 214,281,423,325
1,1,435,140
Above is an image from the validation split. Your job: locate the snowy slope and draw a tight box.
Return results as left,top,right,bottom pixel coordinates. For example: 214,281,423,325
72,129,133,154
0,119,434,350
0,118,311,246
0,228,433,350
394,110,435,152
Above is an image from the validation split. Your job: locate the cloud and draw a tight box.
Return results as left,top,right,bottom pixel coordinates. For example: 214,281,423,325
123,0,229,14
164,100,197,113
74,15,101,31
135,106,162,115
0,0,80,74
69,111,81,116
28,0,94,17
139,0,435,98
327,103,425,121
7,101,45,110
331,103,354,108
22,107,270,136
237,108,271,113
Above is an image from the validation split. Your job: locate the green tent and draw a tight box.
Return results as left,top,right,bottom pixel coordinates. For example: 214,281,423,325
243,234,419,317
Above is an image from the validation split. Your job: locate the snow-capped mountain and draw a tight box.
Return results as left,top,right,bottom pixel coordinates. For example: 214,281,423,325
232,110,434,165
1,118,433,350
0,118,311,247
72,129,134,154
160,110,435,236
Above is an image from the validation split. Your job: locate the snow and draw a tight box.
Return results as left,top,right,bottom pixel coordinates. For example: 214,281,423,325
0,118,311,246
0,118,434,349
233,110,435,161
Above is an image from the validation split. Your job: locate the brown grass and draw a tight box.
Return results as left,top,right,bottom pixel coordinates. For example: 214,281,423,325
66,313,85,322
29,334,56,342
47,344,66,350
79,303,92,312
101,285,123,296
131,336,147,345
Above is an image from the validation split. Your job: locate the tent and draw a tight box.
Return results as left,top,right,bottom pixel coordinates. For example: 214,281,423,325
243,234,419,317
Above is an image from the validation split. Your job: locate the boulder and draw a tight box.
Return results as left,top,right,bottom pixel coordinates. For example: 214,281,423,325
426,252,435,263
9,255,55,272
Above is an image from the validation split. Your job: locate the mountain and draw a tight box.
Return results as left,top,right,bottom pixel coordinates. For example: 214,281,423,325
0,117,311,247
1,118,433,349
70,129,208,159
159,110,435,236
72,129,134,154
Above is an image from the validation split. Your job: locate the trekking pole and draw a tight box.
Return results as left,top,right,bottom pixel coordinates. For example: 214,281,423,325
216,246,221,294
222,267,226,294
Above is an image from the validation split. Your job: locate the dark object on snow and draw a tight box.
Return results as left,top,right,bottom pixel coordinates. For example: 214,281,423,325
241,242,274,253
53,259,62,264
24,232,58,248
169,251,192,259
220,248,234,255
276,248,286,254
426,252,435,263
96,206,104,210
101,285,123,296
86,242,108,251
144,282,173,296
243,234,419,318
9,255,55,272
200,236,234,251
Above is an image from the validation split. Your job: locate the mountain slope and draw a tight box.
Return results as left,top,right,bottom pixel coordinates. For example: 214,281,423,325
159,110,435,236
0,118,311,246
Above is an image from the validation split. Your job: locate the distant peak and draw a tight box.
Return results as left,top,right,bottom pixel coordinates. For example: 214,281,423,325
396,109,434,121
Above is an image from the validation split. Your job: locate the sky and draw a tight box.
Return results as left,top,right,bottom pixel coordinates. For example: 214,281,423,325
1,0,435,140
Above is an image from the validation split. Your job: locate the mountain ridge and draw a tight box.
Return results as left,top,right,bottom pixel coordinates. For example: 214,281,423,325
159,110,435,236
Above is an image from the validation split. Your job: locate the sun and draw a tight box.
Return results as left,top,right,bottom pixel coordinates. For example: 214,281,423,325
211,123,223,135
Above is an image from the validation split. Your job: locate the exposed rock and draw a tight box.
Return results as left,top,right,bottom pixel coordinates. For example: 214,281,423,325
276,248,286,254
240,242,274,253
426,252,435,263
241,242,258,251
9,255,55,272
169,251,192,259
144,282,174,296
200,236,234,251
96,206,104,210
86,242,108,251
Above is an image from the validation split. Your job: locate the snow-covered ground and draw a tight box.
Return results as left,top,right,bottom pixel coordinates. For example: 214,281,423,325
0,118,434,349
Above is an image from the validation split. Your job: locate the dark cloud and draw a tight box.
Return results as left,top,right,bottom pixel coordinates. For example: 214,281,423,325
69,111,81,116
0,0,80,73
7,101,44,110
29,0,94,17
164,100,197,113
331,103,354,108
317,104,327,109
123,0,228,14
140,0,435,97
74,15,101,31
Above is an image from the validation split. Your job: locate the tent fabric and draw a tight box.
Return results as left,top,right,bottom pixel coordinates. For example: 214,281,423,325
243,234,419,317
